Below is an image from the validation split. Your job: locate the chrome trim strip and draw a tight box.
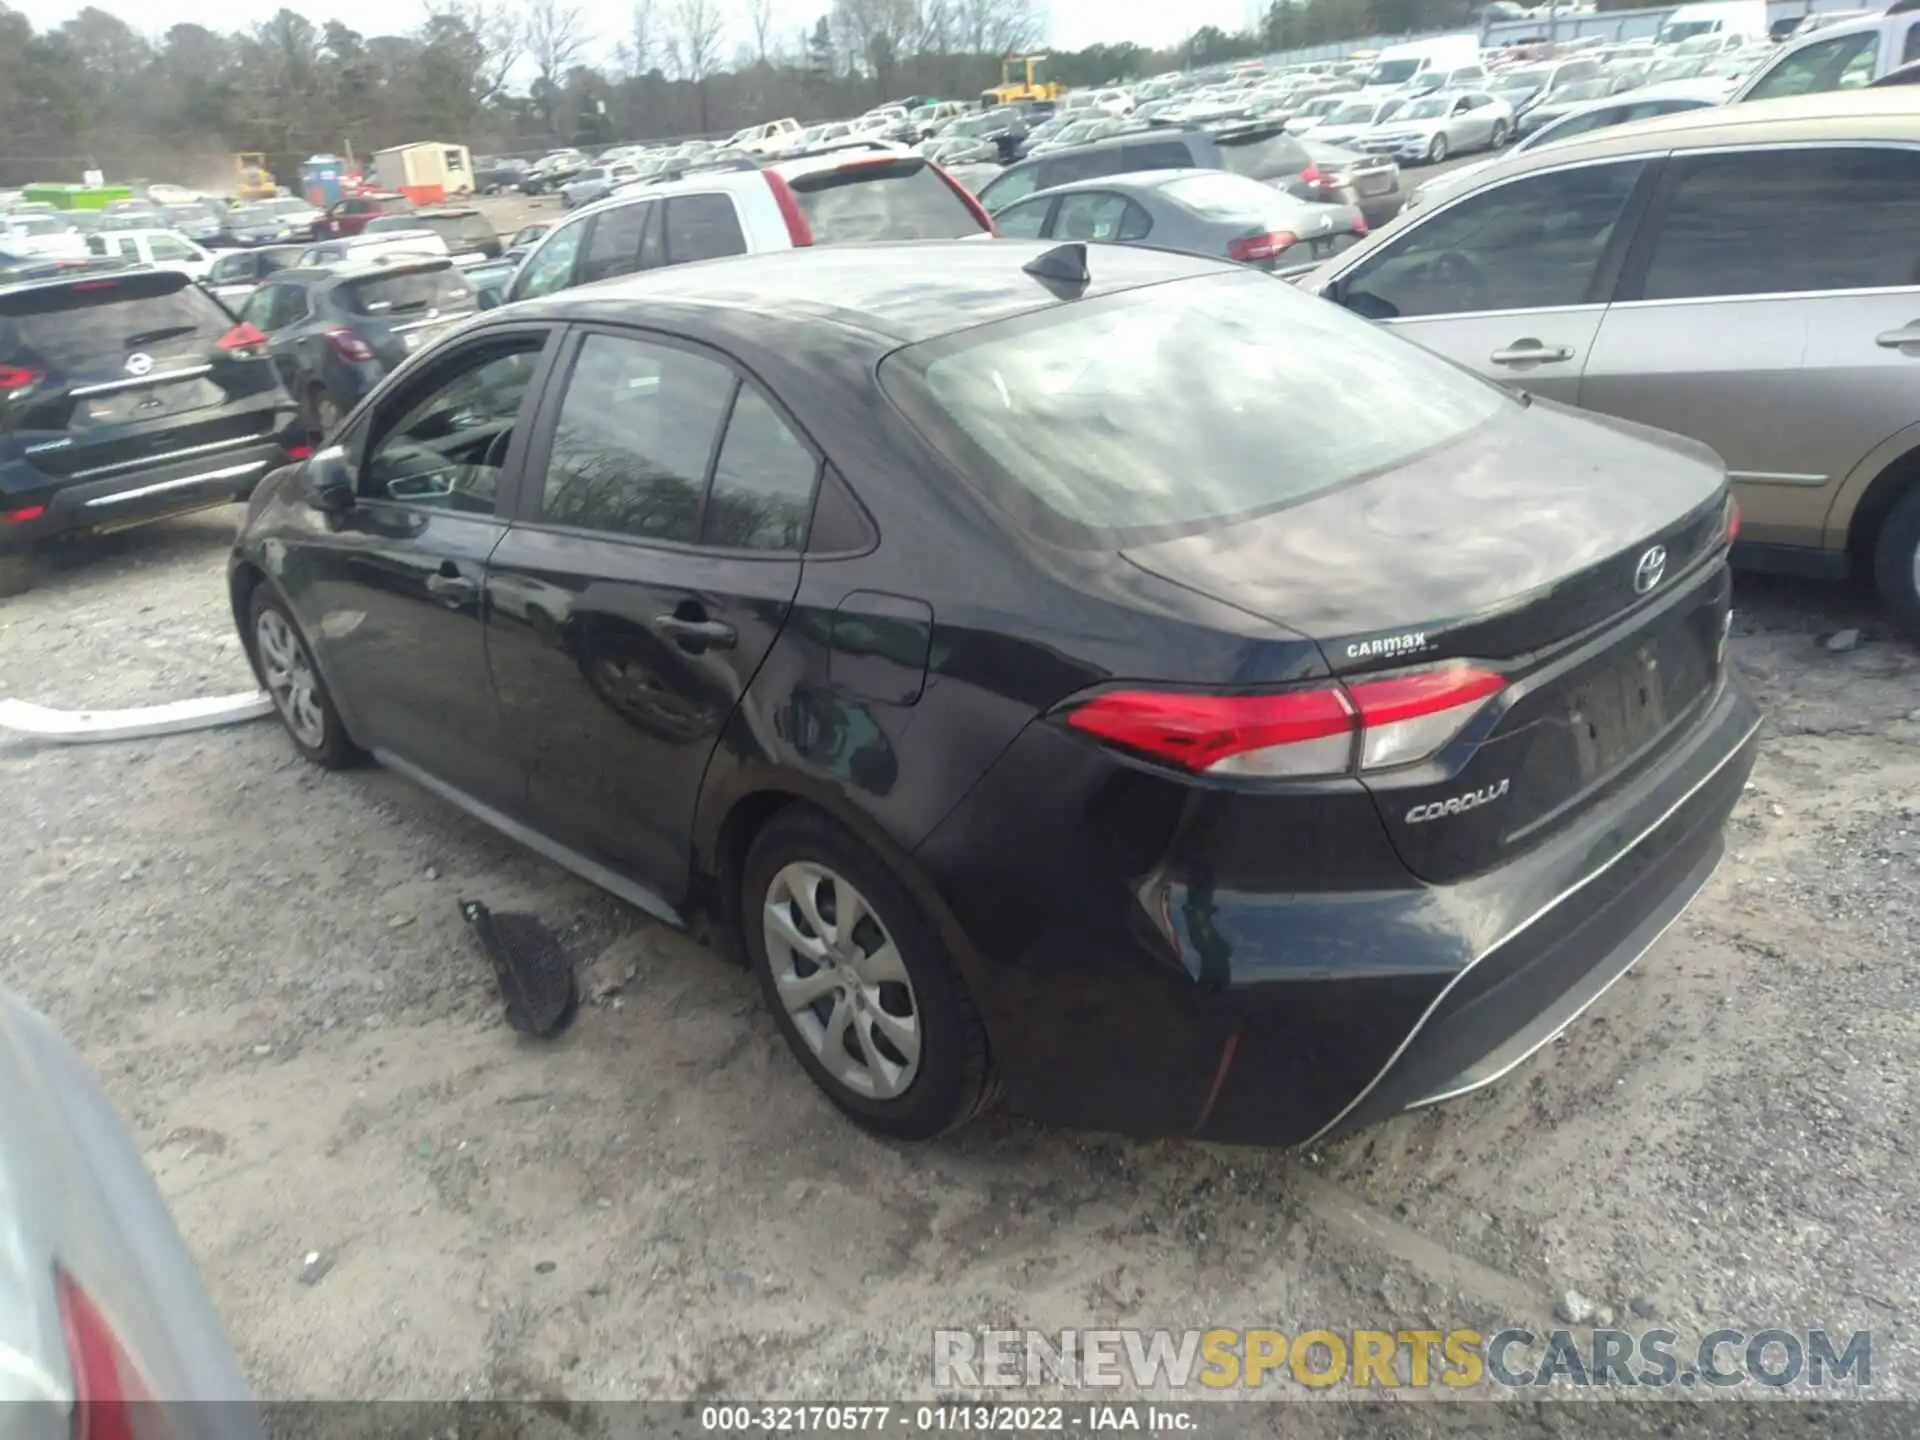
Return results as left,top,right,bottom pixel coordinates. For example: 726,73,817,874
72,430,266,481
69,364,213,398
1607,284,1920,309
1407,840,1723,1110
80,460,267,507
1301,714,1762,1147
390,314,469,334
373,749,685,929
1727,470,1829,487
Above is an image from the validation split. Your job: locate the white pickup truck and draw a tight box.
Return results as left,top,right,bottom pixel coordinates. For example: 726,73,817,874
86,228,215,279
723,118,805,155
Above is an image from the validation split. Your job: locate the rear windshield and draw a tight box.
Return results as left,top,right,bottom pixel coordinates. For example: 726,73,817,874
1214,130,1312,180
343,269,474,317
0,274,229,370
878,270,1506,545
416,213,496,248
787,160,984,242
1159,172,1304,223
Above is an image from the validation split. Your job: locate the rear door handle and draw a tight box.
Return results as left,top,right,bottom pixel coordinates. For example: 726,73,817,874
426,570,477,602
1874,324,1920,352
655,615,737,651
1490,341,1576,367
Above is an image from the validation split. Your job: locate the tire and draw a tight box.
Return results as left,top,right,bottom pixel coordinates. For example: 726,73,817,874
0,550,39,598
248,584,362,767
1490,120,1511,148
1427,133,1449,164
743,810,989,1141
1872,482,1920,642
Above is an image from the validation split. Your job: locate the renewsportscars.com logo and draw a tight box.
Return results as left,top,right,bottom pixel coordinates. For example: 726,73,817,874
932,1327,1874,1392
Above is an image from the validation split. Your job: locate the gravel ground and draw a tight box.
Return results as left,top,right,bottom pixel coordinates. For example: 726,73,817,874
1,510,1916,1429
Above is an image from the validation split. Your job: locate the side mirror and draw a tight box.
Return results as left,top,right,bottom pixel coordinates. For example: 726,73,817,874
304,444,356,513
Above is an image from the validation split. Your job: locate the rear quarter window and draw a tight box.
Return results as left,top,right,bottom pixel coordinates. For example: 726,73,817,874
788,160,983,241
344,270,474,317
1119,140,1202,171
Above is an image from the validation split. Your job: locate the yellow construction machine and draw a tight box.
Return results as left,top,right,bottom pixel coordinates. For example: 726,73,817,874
234,152,277,200
980,54,1063,107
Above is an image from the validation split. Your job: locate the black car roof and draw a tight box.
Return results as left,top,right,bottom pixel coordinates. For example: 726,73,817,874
514,240,1228,344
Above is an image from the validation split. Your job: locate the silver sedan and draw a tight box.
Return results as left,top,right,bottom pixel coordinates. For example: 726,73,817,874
1359,90,1516,165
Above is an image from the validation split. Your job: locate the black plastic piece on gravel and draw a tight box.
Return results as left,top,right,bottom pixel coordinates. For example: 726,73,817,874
460,899,579,1038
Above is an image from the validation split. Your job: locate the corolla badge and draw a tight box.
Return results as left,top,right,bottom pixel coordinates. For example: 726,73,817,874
124,352,154,377
1406,778,1509,824
1633,545,1668,595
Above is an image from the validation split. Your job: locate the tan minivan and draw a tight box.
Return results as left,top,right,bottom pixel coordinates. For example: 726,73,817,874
1304,89,1920,638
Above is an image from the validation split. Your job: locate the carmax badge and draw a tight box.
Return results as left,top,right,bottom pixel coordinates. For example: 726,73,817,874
1406,778,1510,824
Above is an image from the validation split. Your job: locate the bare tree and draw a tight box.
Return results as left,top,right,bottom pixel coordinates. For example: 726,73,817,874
745,0,776,63
422,0,521,104
664,0,725,84
616,0,658,77
954,0,1042,58
526,0,588,91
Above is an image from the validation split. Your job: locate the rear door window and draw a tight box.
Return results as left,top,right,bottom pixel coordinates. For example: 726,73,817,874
663,194,748,261
1052,192,1151,242
1036,150,1121,188
704,387,820,551
1633,146,1920,300
787,159,984,242
267,284,310,330
579,201,651,285
994,198,1053,238
538,333,735,543
1341,160,1646,319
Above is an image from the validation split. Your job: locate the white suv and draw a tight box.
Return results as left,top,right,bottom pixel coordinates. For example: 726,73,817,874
1733,2,1920,100
501,148,994,306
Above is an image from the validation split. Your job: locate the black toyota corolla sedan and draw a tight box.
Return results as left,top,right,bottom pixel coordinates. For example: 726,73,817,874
229,240,1760,1146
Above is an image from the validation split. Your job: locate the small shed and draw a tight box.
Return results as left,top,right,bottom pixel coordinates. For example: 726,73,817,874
371,142,475,205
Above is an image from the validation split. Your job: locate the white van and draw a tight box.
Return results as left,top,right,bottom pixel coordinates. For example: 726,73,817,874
1364,35,1484,91
1657,0,1768,48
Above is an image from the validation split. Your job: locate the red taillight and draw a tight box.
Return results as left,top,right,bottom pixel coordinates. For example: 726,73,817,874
1064,665,1506,778
325,327,376,362
1227,231,1299,263
2,504,48,524
763,172,815,247
1298,162,1323,188
0,364,42,391
1724,498,1741,545
55,1267,149,1440
285,443,313,460
216,322,267,359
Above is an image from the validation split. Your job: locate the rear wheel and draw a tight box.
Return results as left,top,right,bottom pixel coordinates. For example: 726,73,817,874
249,585,361,767
1490,120,1511,148
743,810,989,1140
1872,483,1920,642
1427,133,1450,164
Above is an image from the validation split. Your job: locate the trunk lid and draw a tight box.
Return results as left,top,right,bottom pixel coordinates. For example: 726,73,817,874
0,270,284,484
1122,399,1733,881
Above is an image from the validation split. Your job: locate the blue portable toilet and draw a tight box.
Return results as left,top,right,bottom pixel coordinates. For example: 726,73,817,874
300,155,345,208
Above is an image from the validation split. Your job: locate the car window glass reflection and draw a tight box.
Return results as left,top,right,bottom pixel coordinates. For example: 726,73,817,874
1343,160,1644,319
363,344,541,512
704,387,819,551
539,333,734,543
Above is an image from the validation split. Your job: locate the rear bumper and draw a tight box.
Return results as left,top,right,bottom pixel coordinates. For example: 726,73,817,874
0,433,299,551
913,676,1761,1146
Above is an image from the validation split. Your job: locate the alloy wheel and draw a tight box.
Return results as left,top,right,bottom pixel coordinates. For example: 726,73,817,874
763,861,921,1100
1429,134,1449,163
255,608,326,749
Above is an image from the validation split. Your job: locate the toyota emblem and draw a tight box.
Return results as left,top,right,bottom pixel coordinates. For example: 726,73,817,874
124,352,154,378
1633,545,1668,595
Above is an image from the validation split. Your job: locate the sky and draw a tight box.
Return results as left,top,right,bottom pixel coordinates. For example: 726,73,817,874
10,0,1254,62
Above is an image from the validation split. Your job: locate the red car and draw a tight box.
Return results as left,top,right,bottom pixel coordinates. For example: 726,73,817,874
310,192,414,240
